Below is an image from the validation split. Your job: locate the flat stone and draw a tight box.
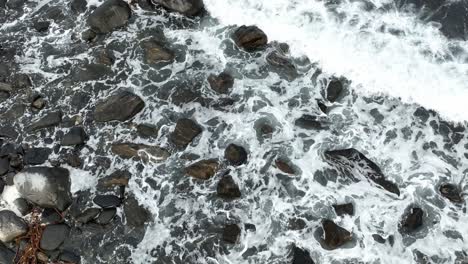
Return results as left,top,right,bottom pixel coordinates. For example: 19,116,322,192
23,147,52,165
0,210,28,242
61,127,87,146
217,175,241,199
169,118,202,148
111,143,170,162
322,219,352,249
95,208,116,225
333,203,354,216
75,208,100,223
40,224,70,251
93,195,121,208
87,0,131,33
224,144,248,166
26,111,62,132
94,91,145,122
222,224,240,244
185,159,219,180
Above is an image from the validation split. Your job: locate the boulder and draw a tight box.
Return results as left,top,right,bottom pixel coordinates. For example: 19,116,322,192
333,203,354,216
288,218,306,230
111,143,170,162
0,243,15,264
322,219,352,249
97,170,131,190
40,224,70,251
140,38,175,64
291,245,315,264
13,167,72,211
232,26,268,51
0,210,28,242
31,96,46,110
222,224,240,243
124,195,149,227
326,79,343,102
11,74,32,90
87,0,131,34
33,21,50,32
439,183,463,203
217,175,241,199
23,147,52,165
26,111,62,132
169,118,202,148
324,148,400,196
399,207,423,233
95,208,116,225
266,50,297,81
94,91,145,122
61,127,87,146
275,159,295,175
59,251,81,264
153,0,204,16
93,195,121,208
295,115,321,130
0,158,8,175
136,124,159,139
225,144,248,166
208,72,234,94
185,159,219,180
71,63,112,82
71,0,87,13
75,208,100,223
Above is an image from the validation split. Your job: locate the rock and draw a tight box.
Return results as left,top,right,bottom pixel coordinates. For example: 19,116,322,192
71,63,112,82
225,144,248,166
185,159,219,180
31,96,46,110
111,143,170,162
75,208,100,223
439,183,463,203
98,170,131,190
40,224,70,251
217,175,241,199
324,149,400,196
6,0,25,9
322,219,352,249
372,234,386,244
266,50,297,81
291,245,315,264
64,152,82,168
288,218,306,230
244,223,256,232
326,79,343,102
0,83,12,93
93,195,121,208
14,167,72,211
59,251,81,263
140,38,175,64
0,243,15,264
136,124,158,138
317,100,327,114
232,26,268,51
61,127,87,146
208,72,234,94
94,91,144,122
87,0,131,34
23,147,52,165
169,118,202,148
33,21,50,32
275,159,295,175
26,111,62,132
0,158,8,175
222,224,240,243
12,74,32,90
0,126,18,139
399,207,423,233
153,0,204,16
124,195,149,227
81,29,97,42
0,210,28,242
295,115,322,130
95,208,116,225
41,208,62,225
333,203,354,216
71,0,87,13
14,198,32,216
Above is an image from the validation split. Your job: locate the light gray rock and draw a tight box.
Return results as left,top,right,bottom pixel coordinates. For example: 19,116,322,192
0,210,28,242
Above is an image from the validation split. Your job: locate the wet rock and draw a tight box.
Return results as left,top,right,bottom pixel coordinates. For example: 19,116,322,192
6,0,25,9
0,210,28,242
288,218,306,230
141,38,175,64
0,158,8,175
136,124,158,138
333,203,354,216
322,219,352,249
96,208,116,225
0,243,15,264
326,79,343,102
224,144,248,166
153,0,204,16
71,63,112,82
98,170,131,190
40,224,70,251
275,159,295,175
14,198,32,216
169,118,202,148
61,127,87,146
372,234,386,244
317,100,327,113
87,0,131,34
63,151,82,168
0,83,11,93
439,183,463,203
94,91,145,122
23,147,52,165
222,224,240,243
33,21,50,32
399,207,423,233
232,26,268,52
208,72,234,94
31,96,46,110
217,175,241,199
75,208,100,224
59,251,81,263
71,0,87,13
295,115,322,130
12,74,32,90
291,245,315,264
185,159,219,180
41,208,62,225
111,143,170,162
26,111,62,132
81,29,97,42
124,195,149,227
324,148,400,196
94,195,121,208
266,50,297,80
14,167,72,211
244,223,256,232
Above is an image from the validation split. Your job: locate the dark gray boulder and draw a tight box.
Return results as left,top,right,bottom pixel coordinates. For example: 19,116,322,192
13,167,72,211
23,147,52,165
291,245,315,264
0,243,15,264
223,224,240,243
295,115,322,130
399,207,423,233
124,195,150,227
333,203,354,216
217,175,241,199
185,159,219,180
208,72,234,94
0,210,28,242
140,38,175,64
93,195,121,208
95,208,116,225
0,158,8,175
75,208,100,224
153,0,204,16
71,0,87,13
61,127,87,146
94,91,145,122
26,111,62,132
87,0,131,34
40,224,70,250
326,79,343,103
224,144,248,166
322,219,352,249
232,26,268,52
169,118,202,148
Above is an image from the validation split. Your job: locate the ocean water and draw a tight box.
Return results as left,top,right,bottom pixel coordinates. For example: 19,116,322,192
0,0,467,263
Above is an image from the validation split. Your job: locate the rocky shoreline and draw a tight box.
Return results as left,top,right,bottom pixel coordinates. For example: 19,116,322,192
0,0,467,263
